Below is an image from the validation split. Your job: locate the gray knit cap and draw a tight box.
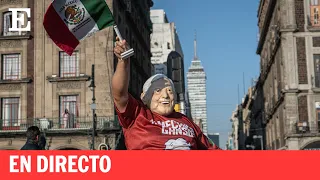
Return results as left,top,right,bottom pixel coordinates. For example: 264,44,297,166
141,74,176,105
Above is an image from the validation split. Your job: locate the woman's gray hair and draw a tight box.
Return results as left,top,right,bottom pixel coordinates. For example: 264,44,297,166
141,74,176,105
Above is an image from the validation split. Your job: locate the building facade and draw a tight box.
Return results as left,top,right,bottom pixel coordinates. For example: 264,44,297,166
225,133,234,150
187,35,208,135
256,0,320,150
247,80,266,150
150,9,184,75
150,9,187,115
230,107,239,150
0,0,153,150
115,0,153,100
230,103,247,150
242,87,254,138
235,84,267,150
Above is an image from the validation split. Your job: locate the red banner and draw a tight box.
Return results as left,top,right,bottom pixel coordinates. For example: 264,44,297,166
0,150,318,180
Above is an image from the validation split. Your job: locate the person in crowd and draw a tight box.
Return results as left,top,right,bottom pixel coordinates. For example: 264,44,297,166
112,37,220,150
62,109,70,128
21,126,42,150
38,133,47,150
62,108,75,128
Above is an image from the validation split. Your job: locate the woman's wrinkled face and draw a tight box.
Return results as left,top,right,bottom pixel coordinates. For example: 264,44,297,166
150,86,175,116
142,78,175,116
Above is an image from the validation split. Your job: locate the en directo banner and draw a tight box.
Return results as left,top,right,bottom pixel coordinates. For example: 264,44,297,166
0,151,318,180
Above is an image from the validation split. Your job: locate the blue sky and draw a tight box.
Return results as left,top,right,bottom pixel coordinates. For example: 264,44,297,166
152,0,261,148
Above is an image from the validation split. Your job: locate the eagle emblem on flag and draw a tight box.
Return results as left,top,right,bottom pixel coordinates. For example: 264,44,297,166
64,5,85,25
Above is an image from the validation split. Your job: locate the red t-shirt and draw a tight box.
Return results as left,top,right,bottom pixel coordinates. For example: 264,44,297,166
115,94,220,150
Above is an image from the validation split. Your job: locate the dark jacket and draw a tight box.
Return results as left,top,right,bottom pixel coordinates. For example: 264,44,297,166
21,139,42,150
38,135,47,150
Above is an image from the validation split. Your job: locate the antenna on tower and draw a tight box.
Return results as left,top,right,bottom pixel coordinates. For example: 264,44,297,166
194,30,197,59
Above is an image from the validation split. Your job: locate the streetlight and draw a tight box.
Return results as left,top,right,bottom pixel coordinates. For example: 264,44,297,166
253,135,264,150
89,64,96,150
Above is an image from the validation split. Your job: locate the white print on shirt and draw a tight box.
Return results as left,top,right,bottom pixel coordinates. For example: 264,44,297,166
165,138,191,150
150,119,195,138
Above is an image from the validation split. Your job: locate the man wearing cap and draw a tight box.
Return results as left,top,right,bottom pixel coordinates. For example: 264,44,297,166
112,38,220,150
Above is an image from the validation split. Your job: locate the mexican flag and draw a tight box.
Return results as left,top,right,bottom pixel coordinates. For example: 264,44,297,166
43,0,115,55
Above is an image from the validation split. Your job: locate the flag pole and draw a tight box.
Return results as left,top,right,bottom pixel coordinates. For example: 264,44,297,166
113,25,134,59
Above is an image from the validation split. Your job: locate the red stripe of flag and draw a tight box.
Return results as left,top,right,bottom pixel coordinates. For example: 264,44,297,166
43,4,79,56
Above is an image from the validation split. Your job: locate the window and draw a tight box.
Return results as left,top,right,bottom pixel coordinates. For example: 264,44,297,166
1,54,21,80
314,55,320,87
59,95,79,128
59,51,79,77
316,102,320,131
1,98,20,129
311,0,320,26
312,0,319,5
2,11,22,36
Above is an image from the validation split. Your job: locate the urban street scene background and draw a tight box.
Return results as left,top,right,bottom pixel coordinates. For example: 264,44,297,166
1,0,319,150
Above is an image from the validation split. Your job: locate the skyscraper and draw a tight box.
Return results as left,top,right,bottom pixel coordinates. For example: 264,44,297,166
187,33,208,135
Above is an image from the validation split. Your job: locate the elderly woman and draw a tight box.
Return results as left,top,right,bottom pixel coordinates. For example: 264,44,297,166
112,38,220,150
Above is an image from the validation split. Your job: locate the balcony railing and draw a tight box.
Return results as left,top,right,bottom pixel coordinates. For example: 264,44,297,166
285,121,320,136
0,116,120,132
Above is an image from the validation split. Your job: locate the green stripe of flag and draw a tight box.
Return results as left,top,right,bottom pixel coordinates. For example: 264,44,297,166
80,0,115,30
